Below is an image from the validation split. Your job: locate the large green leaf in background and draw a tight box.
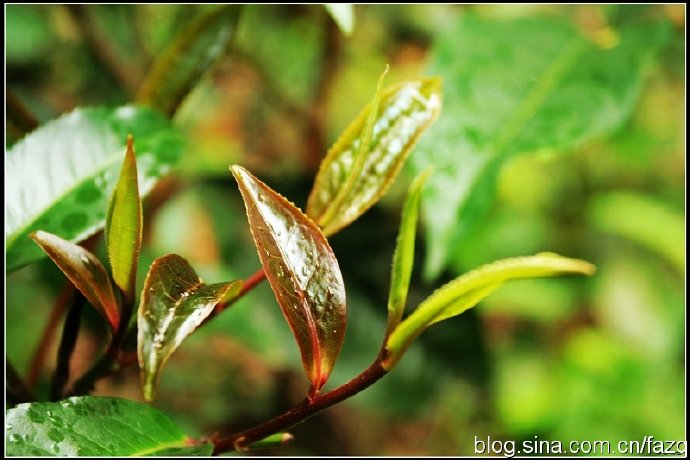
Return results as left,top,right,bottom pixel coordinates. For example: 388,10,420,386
5,106,182,272
412,13,670,278
5,396,212,456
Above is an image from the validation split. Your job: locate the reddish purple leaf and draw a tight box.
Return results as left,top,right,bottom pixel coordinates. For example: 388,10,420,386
231,165,347,393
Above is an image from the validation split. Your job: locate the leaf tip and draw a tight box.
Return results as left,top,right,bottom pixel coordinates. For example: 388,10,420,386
537,252,597,276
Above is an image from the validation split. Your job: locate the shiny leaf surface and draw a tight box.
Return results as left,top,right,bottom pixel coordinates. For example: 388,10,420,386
307,77,442,236
386,169,431,333
138,254,242,401
30,230,119,330
106,135,142,303
232,165,347,392
5,396,211,456
136,5,240,117
384,253,596,369
5,106,182,272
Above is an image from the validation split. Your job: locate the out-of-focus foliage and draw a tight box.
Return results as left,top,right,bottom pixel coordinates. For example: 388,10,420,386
5,396,213,456
6,4,684,455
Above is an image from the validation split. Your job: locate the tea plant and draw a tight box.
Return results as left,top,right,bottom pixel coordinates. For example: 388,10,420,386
8,5,675,456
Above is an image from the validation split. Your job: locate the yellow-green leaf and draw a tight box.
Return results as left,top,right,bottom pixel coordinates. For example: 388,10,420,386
138,254,242,401
232,165,347,393
307,77,442,237
384,253,595,370
386,169,432,334
106,135,142,304
30,231,119,330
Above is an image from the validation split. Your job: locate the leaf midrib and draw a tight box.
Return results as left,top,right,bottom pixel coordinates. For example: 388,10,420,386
488,36,587,158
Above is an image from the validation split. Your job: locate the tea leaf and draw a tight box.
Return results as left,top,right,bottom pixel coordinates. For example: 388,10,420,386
384,253,595,369
106,135,142,303
30,231,119,330
232,165,347,392
307,77,441,236
138,254,242,401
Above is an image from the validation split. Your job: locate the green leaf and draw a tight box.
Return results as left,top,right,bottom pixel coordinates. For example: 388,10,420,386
384,253,595,370
246,432,295,451
136,5,241,117
232,165,347,393
5,106,182,273
30,231,119,330
138,254,242,401
386,169,432,334
412,14,671,278
307,77,442,237
5,396,211,456
316,66,389,233
588,191,685,275
106,135,142,303
324,4,354,36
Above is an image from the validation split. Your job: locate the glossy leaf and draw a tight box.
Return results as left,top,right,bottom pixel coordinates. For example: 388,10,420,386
316,67,388,233
136,5,240,117
384,253,596,370
106,135,142,303
138,254,242,401
5,396,212,456
5,106,182,272
30,230,119,330
324,4,354,36
307,77,442,237
412,14,672,278
232,165,347,392
386,169,432,333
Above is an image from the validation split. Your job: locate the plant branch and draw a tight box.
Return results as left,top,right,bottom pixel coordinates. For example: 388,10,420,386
49,291,86,401
7,360,34,405
213,267,266,316
7,91,39,139
67,296,134,396
65,5,140,94
211,350,389,454
27,283,75,388
304,9,342,170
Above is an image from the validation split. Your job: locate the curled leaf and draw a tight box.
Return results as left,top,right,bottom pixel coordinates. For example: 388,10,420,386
231,165,346,393
30,230,119,330
386,168,432,334
384,253,595,370
307,77,442,236
106,135,142,303
138,254,242,401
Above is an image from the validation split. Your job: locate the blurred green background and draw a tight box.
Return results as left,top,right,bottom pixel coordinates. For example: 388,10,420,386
6,4,685,455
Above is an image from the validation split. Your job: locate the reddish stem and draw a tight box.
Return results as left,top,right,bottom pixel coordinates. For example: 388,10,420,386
214,267,266,315
211,352,389,454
